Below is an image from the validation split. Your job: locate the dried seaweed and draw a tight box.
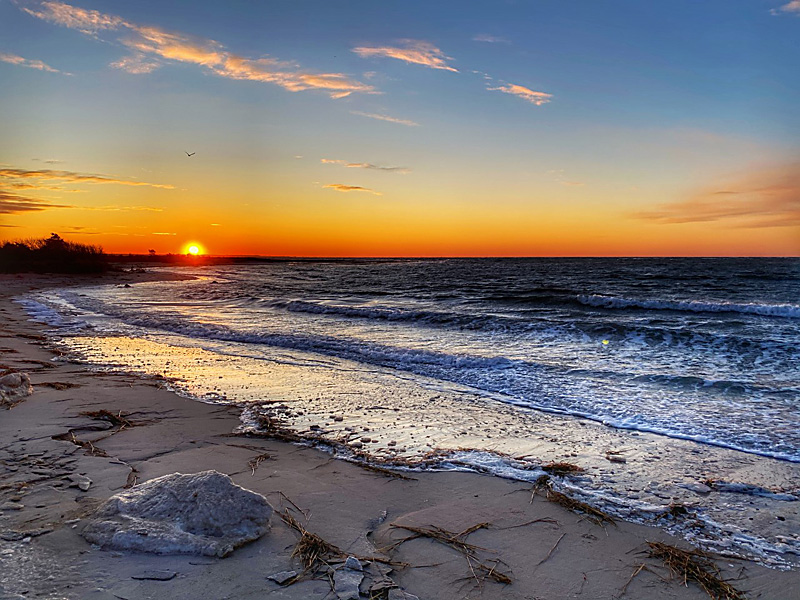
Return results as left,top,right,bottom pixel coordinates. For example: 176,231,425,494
52,431,108,457
541,462,584,476
80,409,135,430
389,522,512,585
38,381,80,390
646,541,746,600
248,453,270,475
533,477,615,525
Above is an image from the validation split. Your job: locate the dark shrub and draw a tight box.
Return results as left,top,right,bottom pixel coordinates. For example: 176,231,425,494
0,233,109,273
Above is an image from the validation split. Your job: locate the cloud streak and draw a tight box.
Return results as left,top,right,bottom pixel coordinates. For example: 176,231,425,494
771,1,800,15
632,164,800,228
323,184,382,196
0,52,64,73
321,159,410,173
0,191,72,214
18,0,375,98
472,34,510,44
0,167,174,189
488,83,553,106
352,40,457,72
350,111,419,127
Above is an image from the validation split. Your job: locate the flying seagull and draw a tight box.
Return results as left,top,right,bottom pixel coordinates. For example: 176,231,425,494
185,151,195,157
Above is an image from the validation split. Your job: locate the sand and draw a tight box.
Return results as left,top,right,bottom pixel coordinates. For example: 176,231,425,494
1,271,798,600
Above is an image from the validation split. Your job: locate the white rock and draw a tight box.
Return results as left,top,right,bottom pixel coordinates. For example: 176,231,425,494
0,371,33,408
81,471,272,557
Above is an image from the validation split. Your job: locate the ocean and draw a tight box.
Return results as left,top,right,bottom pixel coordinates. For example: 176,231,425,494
19,257,800,567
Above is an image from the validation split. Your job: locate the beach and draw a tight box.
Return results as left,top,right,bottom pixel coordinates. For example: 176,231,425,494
1,269,799,600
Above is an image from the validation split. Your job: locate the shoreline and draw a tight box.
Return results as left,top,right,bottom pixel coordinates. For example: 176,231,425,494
1,271,798,599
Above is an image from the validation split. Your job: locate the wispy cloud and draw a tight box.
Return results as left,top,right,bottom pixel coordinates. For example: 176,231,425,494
771,1,800,15
32,158,65,164
19,0,125,33
0,191,72,214
323,184,382,196
82,205,163,212
0,167,174,189
321,159,410,173
59,226,100,235
350,111,419,127
547,169,584,187
110,54,160,74
488,83,553,106
352,40,457,72
151,232,176,236
18,0,375,98
472,34,510,44
632,164,800,228
0,52,65,74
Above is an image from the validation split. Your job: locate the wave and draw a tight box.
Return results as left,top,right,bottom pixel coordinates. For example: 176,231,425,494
577,294,800,319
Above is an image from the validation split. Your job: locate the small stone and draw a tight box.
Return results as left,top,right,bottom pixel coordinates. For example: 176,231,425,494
350,441,363,449
388,589,420,600
333,416,344,422
361,437,372,443
0,502,23,511
131,569,177,581
344,556,362,571
606,455,627,463
333,567,363,600
684,483,712,495
267,570,297,585
387,441,397,447
68,474,93,492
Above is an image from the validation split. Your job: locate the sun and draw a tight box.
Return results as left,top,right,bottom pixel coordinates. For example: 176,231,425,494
184,243,202,256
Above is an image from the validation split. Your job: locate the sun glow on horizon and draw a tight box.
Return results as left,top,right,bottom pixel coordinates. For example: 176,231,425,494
186,244,202,256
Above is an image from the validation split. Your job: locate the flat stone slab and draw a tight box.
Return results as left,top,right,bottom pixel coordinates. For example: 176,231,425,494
131,569,177,581
81,470,272,557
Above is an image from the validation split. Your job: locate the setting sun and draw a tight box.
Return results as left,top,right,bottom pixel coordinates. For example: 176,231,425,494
186,244,201,256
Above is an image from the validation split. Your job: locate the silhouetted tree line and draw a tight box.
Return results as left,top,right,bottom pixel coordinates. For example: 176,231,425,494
0,233,108,273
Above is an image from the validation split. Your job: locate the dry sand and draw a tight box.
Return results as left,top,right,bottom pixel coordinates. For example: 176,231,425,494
1,272,798,599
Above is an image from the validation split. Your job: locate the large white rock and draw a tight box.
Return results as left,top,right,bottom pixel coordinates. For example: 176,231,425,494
81,471,272,557
0,371,33,408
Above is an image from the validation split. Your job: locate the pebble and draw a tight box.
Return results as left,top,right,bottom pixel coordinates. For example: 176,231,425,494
0,502,23,511
267,570,297,585
684,483,712,495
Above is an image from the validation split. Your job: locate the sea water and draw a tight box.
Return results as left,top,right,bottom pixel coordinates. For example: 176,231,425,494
19,258,800,566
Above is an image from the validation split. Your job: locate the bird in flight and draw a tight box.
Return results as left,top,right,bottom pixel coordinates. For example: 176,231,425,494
185,151,195,157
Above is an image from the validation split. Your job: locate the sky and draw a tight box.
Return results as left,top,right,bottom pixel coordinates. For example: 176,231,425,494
0,0,798,257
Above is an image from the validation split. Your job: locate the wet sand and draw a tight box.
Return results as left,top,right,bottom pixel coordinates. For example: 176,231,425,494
1,271,798,599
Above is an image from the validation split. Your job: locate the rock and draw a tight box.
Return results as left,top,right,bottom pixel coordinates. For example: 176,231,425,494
0,371,33,408
333,415,344,422
81,470,272,557
131,570,177,581
333,566,363,600
344,556,363,571
388,589,420,600
68,474,93,492
606,454,627,463
267,570,297,585
0,528,52,541
361,437,372,443
684,483,712,495
0,502,24,511
350,441,363,449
